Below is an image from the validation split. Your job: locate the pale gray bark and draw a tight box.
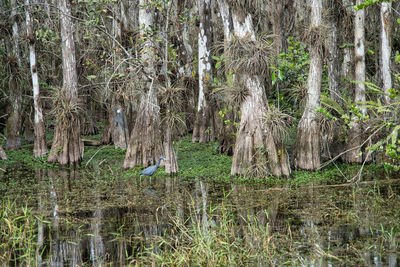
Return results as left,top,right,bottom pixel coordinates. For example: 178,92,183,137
346,0,366,163
192,0,214,143
325,0,341,104
380,2,392,105
294,0,322,170
25,0,48,158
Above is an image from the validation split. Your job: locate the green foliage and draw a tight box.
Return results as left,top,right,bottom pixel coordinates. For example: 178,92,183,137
0,199,45,265
355,0,394,10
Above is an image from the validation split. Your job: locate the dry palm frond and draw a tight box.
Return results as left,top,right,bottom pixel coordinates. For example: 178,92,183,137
263,106,294,143
226,35,274,77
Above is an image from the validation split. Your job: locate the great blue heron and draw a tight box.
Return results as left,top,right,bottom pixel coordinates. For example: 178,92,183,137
138,156,167,176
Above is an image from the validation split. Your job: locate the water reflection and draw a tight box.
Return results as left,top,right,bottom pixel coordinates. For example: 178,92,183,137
2,168,400,266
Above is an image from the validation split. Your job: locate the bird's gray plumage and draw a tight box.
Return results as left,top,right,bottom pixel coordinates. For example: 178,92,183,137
138,156,166,176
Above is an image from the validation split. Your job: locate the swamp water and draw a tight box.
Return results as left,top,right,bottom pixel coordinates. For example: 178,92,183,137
0,167,399,266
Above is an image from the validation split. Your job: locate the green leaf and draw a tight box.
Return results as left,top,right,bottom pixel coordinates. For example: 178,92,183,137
271,72,276,86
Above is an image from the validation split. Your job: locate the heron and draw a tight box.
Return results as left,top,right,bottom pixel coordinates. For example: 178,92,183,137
138,156,167,176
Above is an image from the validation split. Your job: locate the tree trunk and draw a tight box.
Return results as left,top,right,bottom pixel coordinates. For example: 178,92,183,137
346,0,366,164
123,0,163,169
0,146,7,160
192,0,214,143
6,0,22,150
341,0,354,82
294,0,322,170
112,103,128,149
164,127,178,175
325,0,341,104
230,11,289,177
48,0,83,166
25,0,48,158
380,2,392,105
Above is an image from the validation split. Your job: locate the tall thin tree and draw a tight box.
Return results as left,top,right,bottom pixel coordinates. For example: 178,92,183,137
346,0,366,163
6,0,22,150
25,0,47,158
192,0,215,143
48,0,83,165
294,0,322,170
380,1,392,105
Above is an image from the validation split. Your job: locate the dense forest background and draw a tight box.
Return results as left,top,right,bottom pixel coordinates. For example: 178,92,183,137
0,0,399,178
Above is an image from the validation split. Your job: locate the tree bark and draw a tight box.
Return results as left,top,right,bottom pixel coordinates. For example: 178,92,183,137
229,11,289,177
192,0,214,143
0,146,7,160
112,103,128,149
325,0,341,104
380,2,392,105
123,0,163,169
48,0,83,166
294,0,322,170
6,0,22,150
164,127,179,175
25,0,48,158
346,0,366,163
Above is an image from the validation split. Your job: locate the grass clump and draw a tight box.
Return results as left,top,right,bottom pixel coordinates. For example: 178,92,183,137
0,199,44,265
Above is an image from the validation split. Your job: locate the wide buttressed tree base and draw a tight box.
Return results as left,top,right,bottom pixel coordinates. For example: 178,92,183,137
48,114,83,166
123,97,163,169
294,117,321,170
231,75,289,178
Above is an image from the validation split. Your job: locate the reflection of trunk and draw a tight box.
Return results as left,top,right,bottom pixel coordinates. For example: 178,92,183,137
229,10,289,177
6,0,22,150
192,0,214,143
294,0,322,170
90,209,104,265
346,0,366,163
35,169,44,266
48,0,83,166
124,0,163,169
25,0,48,158
380,2,392,105
194,181,209,233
